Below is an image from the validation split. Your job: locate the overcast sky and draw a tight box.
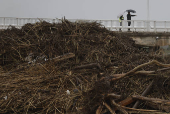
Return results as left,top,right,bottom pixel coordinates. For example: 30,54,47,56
0,0,168,21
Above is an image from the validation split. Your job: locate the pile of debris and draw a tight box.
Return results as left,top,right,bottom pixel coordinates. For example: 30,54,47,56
1,19,170,114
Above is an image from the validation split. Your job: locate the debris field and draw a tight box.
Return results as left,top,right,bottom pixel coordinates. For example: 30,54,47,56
1,19,170,114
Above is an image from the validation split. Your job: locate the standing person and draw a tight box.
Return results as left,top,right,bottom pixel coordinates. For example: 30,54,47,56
127,12,136,31
119,15,124,31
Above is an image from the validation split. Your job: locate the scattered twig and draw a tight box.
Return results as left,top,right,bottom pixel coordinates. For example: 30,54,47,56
73,63,102,70
52,53,75,62
106,93,121,99
103,102,116,114
111,99,128,114
96,105,103,114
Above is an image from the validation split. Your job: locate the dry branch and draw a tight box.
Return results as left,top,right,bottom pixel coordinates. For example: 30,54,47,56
132,95,170,105
103,102,116,114
133,80,155,108
106,93,121,99
109,60,170,81
111,99,128,114
96,105,103,114
52,52,75,62
73,63,102,70
135,67,170,75
118,97,135,106
146,102,170,113
121,106,160,112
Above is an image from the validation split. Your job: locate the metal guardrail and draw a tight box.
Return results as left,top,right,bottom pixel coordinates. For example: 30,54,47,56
0,17,170,32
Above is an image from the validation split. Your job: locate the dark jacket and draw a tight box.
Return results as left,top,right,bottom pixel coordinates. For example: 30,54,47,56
127,14,136,20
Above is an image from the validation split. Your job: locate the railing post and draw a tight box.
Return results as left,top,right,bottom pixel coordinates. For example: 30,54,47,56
53,19,55,23
111,20,113,31
147,20,150,32
17,18,18,28
122,20,124,31
165,21,167,32
132,20,134,32
4,18,5,29
143,20,145,32
154,21,156,32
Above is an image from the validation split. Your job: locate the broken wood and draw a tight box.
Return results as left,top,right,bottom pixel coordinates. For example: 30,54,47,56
135,67,170,75
96,105,103,114
73,63,102,70
121,105,160,112
52,53,75,62
133,80,155,108
106,93,121,99
111,99,128,114
7,53,75,74
118,96,135,106
103,102,116,114
127,110,168,114
113,103,162,113
113,80,154,111
146,102,170,113
108,60,170,81
132,95,170,105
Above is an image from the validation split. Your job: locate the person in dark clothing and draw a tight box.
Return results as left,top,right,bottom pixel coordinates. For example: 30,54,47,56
127,12,136,31
119,15,124,31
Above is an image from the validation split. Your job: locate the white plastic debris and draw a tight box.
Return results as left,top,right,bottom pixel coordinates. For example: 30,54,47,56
66,90,70,95
4,96,7,100
45,58,48,61
25,53,34,62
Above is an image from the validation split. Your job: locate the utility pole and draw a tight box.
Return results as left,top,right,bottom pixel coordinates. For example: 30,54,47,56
147,0,150,21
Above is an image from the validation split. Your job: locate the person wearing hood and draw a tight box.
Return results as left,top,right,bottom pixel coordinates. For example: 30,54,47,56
119,15,124,31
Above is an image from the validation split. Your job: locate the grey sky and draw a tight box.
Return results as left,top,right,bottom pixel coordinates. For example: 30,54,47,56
0,0,168,21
